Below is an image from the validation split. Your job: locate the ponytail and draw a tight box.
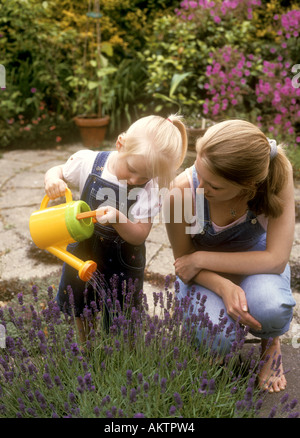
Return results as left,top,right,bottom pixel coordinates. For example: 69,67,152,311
167,114,188,169
248,145,291,218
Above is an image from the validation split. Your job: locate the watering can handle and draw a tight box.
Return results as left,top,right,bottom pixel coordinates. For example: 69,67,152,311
40,188,73,210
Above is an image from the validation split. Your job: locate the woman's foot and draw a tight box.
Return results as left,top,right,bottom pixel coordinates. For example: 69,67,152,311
258,337,287,393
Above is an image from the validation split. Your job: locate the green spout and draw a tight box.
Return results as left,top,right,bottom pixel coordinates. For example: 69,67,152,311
65,200,94,242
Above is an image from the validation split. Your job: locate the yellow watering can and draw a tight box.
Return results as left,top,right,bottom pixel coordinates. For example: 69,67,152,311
29,188,98,281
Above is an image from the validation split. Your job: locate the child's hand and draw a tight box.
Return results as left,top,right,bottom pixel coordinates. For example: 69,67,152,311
96,206,128,226
45,178,68,200
96,206,118,225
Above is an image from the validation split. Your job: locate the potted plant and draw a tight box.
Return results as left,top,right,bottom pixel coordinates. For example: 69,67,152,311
67,0,116,148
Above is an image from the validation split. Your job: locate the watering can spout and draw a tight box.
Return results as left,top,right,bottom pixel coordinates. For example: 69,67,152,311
46,245,96,281
29,188,97,281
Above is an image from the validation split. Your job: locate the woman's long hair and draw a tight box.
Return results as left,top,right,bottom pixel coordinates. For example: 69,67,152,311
196,119,291,218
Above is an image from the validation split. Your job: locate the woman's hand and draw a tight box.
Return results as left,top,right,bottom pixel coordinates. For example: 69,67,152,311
220,280,262,331
174,253,201,283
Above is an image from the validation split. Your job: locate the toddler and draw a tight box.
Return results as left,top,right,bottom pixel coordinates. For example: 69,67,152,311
44,114,187,341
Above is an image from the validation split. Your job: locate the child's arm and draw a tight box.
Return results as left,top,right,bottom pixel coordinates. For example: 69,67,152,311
96,206,152,246
44,165,68,199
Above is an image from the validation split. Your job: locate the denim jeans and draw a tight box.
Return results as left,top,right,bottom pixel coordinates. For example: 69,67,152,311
176,249,296,355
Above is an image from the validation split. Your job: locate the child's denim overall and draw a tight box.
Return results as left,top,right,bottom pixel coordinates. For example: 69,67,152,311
56,151,146,317
176,166,296,354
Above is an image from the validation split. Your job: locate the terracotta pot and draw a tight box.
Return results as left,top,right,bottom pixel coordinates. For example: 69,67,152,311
74,115,110,148
187,127,206,151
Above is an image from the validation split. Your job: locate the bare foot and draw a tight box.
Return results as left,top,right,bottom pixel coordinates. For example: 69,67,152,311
258,337,287,393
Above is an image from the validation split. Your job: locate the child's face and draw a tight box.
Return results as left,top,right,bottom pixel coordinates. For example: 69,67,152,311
116,153,152,186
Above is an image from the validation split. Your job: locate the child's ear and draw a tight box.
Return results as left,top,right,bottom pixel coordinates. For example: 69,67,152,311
116,135,124,151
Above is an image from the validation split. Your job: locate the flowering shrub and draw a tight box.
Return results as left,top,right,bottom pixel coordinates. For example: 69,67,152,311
255,59,300,139
171,1,300,158
203,46,260,120
0,278,299,418
176,0,263,23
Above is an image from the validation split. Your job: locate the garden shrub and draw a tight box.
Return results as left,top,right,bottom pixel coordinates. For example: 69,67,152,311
0,278,298,418
142,0,300,169
0,0,79,147
0,0,178,147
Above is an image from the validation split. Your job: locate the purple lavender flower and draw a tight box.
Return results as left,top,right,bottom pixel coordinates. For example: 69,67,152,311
173,392,183,409
160,377,167,393
84,373,95,391
209,378,215,394
169,405,176,415
268,406,277,418
129,388,137,403
121,386,127,397
94,406,100,417
17,293,23,306
54,376,63,390
126,369,133,385
32,285,39,302
173,346,179,359
101,395,111,406
43,373,53,389
133,413,145,418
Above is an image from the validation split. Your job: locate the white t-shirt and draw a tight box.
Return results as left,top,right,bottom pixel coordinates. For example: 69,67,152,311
62,150,161,221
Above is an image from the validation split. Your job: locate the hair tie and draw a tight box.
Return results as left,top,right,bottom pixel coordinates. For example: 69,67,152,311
268,138,278,160
166,117,173,124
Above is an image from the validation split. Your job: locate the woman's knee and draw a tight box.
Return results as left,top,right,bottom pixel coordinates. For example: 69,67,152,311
241,272,295,335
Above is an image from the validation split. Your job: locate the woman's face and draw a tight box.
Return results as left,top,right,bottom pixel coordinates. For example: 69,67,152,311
194,156,244,203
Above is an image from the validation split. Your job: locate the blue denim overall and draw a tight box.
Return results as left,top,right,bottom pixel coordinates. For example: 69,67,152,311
56,151,146,317
176,166,296,354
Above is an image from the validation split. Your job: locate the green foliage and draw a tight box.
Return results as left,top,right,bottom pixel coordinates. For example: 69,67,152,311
101,58,149,134
141,0,300,161
0,0,178,147
1,280,292,418
0,0,78,146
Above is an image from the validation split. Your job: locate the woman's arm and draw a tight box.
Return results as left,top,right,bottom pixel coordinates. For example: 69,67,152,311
164,170,196,260
174,164,295,280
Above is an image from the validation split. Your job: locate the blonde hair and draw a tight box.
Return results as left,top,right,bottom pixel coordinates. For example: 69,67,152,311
119,114,187,188
196,119,291,218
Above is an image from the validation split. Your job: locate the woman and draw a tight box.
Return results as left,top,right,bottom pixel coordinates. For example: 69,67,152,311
165,119,296,393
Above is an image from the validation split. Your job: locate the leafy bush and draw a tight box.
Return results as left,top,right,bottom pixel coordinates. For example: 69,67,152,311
1,278,298,418
142,0,300,161
0,0,179,147
0,0,78,147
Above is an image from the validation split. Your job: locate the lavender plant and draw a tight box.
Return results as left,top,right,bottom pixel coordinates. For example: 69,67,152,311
0,277,298,418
